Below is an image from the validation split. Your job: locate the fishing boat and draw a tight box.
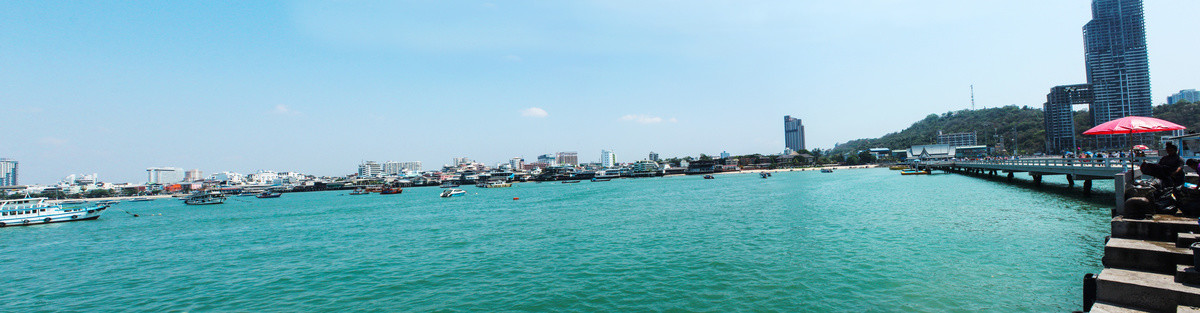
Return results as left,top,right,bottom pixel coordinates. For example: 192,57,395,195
349,187,369,195
591,178,611,182
703,175,714,179
256,191,283,198
184,192,226,205
900,169,931,175
440,189,466,198
380,187,402,195
129,197,155,202
562,180,582,184
0,198,109,227
820,168,834,173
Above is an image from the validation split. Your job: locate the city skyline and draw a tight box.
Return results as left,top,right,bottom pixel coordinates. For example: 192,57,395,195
3,1,1198,184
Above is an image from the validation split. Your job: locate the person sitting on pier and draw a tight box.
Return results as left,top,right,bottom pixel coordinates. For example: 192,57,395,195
1141,142,1184,187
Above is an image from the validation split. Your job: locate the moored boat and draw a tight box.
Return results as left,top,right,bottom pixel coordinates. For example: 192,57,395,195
820,168,834,173
440,181,460,188
256,191,283,198
60,199,88,205
130,197,155,202
703,175,714,179
380,187,402,195
900,169,931,175
184,192,226,205
98,200,120,205
562,180,582,184
591,178,611,182
483,182,513,188
440,189,466,198
349,187,369,195
1,198,108,227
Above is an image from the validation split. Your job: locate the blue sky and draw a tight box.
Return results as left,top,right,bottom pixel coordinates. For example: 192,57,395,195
3,1,1198,184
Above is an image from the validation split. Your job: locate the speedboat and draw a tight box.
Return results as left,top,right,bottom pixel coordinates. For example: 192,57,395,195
1,198,108,227
440,189,466,198
184,192,226,205
760,172,771,178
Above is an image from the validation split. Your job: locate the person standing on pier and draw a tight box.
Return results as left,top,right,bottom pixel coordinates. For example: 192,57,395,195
1142,142,1184,187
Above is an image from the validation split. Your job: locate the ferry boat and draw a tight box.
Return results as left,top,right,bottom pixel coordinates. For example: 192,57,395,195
0,198,109,227
380,187,402,195
483,181,512,188
184,192,226,205
256,191,283,198
440,189,466,198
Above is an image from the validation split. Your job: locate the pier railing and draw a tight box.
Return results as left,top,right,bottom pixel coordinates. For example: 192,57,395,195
923,156,1161,179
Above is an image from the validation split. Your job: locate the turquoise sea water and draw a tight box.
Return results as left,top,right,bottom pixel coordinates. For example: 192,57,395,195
1,169,1110,312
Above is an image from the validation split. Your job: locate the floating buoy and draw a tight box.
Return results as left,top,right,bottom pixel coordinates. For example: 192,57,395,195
513,197,519,200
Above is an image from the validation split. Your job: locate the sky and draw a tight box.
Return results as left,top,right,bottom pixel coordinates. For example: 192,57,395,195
2,1,1198,184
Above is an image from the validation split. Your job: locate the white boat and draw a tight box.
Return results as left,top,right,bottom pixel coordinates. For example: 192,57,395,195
129,197,155,202
0,198,109,227
98,200,120,205
60,199,89,204
483,181,513,188
184,192,226,205
440,189,466,198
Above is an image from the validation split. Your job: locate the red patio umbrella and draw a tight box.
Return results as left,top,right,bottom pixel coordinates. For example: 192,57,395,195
1082,116,1186,172
1133,144,1150,150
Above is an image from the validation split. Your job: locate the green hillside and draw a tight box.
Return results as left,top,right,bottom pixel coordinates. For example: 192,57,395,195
827,101,1199,156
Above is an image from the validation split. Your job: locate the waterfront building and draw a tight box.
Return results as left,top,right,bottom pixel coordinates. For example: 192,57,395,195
509,158,524,171
1043,84,1094,154
936,132,978,147
453,157,472,167
719,151,730,159
0,158,16,187
631,160,660,174
1083,0,1151,149
209,172,245,184
784,115,805,152
537,154,556,166
248,170,280,185
648,151,659,162
600,150,616,168
556,152,578,166
146,167,185,184
358,161,382,178
1169,89,1200,104
382,161,421,175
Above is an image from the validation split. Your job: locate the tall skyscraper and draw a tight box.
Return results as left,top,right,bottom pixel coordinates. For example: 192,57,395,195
358,161,382,178
648,151,659,162
0,158,17,186
784,115,805,152
1044,84,1094,154
147,167,185,184
1083,0,1151,148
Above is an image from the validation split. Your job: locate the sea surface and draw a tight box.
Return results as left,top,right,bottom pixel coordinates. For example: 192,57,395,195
1,168,1111,312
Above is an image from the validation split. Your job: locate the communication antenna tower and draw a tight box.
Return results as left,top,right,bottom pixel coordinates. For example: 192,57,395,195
971,84,976,110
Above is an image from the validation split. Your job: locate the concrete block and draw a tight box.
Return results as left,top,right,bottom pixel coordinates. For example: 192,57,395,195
1104,238,1193,275
1096,268,1200,313
1087,301,1151,313
1179,305,1200,313
1179,233,1200,248
1113,216,1200,242
1177,265,1200,285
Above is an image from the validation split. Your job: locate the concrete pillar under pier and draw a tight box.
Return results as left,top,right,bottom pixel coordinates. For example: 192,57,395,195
1033,174,1043,185
1068,174,1075,187
1084,180,1093,195
1008,172,1014,181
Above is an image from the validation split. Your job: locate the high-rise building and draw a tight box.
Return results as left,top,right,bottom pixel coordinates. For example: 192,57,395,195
600,150,616,168
146,167,185,184
648,151,659,162
719,151,730,159
556,152,578,166
537,154,557,166
0,158,17,186
184,169,203,182
784,115,805,152
1168,89,1200,104
1083,0,1151,149
509,158,524,171
452,157,472,167
382,161,421,175
358,161,382,178
1044,84,1094,154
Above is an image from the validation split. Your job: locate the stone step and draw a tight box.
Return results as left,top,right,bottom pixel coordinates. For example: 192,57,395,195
1104,238,1194,275
1177,265,1200,285
1097,268,1200,312
1180,305,1200,313
1178,233,1200,249
1113,215,1200,242
1087,301,1152,313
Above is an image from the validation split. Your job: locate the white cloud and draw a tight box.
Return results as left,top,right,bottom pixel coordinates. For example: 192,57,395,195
521,107,548,118
273,104,298,115
620,114,674,124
